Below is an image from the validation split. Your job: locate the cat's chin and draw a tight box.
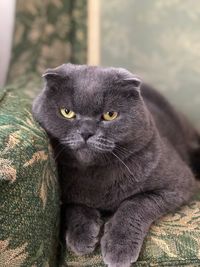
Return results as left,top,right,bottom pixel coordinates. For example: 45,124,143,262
74,147,95,166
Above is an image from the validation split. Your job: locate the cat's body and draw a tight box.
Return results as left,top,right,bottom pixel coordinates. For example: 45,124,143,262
33,64,200,267
54,83,198,212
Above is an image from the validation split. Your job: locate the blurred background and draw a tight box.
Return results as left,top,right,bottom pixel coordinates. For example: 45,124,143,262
0,0,199,127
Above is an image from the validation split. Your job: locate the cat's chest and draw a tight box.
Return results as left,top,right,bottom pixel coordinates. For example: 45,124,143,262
60,165,140,210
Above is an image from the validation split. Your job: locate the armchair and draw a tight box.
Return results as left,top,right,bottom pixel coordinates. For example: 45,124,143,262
1,1,200,266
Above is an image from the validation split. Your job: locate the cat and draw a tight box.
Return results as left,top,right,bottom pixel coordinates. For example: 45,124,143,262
32,63,200,267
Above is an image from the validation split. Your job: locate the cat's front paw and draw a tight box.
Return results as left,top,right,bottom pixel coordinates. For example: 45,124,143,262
101,223,141,267
66,218,101,256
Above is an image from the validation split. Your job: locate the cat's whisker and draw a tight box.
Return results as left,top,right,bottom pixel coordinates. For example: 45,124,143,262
114,145,132,156
60,136,77,143
115,145,129,154
111,151,139,182
114,148,128,159
53,142,64,151
54,146,66,161
62,139,83,146
54,140,82,159
115,145,134,157
89,141,113,152
102,153,112,166
60,141,74,146
96,136,115,144
116,144,132,152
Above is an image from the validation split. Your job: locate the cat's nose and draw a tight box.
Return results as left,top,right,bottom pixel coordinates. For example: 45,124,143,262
79,120,96,141
80,131,93,141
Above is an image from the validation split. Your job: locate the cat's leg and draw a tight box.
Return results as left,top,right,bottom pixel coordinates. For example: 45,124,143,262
65,204,102,255
101,189,193,267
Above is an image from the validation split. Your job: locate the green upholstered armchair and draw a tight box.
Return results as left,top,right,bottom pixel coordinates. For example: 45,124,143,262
1,1,200,266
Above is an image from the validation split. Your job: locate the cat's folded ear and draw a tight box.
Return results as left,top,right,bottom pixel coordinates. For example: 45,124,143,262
32,66,67,126
122,77,142,91
42,69,61,79
117,68,142,92
42,64,70,86
117,70,142,99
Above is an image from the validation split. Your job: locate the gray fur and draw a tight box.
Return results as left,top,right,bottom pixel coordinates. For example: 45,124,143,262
32,63,200,267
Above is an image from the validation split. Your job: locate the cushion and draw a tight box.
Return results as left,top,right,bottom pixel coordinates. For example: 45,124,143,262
0,76,60,266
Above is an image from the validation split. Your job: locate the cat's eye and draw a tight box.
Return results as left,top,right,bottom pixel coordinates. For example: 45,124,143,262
60,108,76,119
102,111,118,121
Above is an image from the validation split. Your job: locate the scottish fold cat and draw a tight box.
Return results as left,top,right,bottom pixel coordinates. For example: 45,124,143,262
33,63,200,267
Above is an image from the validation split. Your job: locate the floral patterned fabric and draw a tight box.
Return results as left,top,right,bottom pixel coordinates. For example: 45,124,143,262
0,76,60,266
8,0,87,83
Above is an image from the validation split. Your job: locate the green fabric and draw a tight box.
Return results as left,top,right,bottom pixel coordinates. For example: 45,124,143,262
8,0,87,84
0,76,60,266
100,0,200,130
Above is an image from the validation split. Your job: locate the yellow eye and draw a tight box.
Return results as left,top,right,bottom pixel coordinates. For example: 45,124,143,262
102,111,118,121
60,108,76,119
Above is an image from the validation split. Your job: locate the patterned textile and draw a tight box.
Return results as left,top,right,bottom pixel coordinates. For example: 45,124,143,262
100,0,200,130
7,0,87,83
0,76,60,266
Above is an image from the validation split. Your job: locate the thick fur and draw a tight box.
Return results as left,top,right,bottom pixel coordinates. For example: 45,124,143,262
32,63,200,267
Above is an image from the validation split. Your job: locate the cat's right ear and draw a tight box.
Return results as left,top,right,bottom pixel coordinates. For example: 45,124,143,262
42,70,59,89
42,65,69,88
32,69,62,126
42,69,62,80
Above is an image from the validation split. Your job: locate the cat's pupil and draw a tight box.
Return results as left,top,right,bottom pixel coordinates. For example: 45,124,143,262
65,109,70,114
108,112,114,117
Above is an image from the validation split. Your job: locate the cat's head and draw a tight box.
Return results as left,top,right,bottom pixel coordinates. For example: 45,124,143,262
32,63,151,166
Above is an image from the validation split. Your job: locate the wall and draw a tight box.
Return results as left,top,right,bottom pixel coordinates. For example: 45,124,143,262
100,0,200,127
0,0,16,86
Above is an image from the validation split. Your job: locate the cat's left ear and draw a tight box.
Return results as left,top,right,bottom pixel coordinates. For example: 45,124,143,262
123,77,142,92
118,68,142,92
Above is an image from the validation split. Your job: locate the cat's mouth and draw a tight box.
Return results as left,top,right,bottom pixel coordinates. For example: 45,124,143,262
73,141,115,165
87,139,115,153
61,136,115,153
61,136,115,164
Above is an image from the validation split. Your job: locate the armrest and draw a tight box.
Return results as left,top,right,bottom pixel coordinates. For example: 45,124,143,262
0,81,60,266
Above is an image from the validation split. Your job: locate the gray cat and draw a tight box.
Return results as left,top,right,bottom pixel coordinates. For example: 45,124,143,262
32,63,200,267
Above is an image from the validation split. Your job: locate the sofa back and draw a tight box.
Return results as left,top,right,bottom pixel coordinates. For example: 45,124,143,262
7,0,87,83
